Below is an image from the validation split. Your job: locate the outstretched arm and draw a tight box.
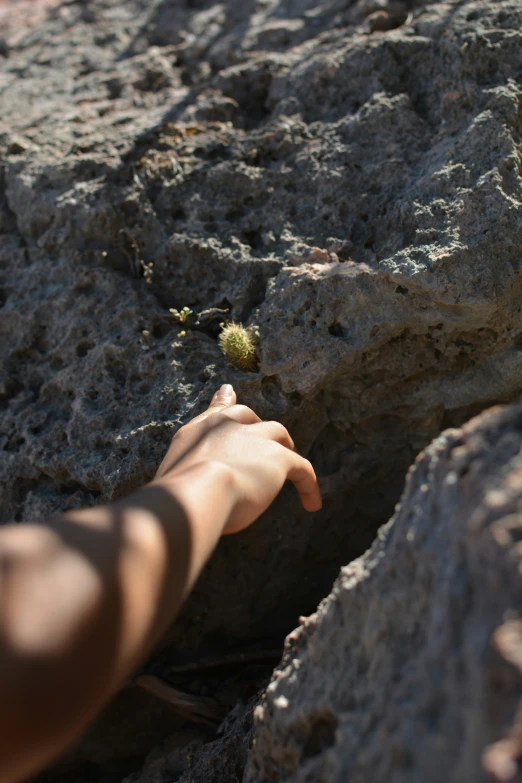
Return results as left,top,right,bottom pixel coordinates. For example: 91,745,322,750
0,384,321,783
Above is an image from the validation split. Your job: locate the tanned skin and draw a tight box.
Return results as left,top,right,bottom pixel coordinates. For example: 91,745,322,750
0,384,322,782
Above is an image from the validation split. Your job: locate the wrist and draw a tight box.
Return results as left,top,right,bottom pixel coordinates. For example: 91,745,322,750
149,460,238,537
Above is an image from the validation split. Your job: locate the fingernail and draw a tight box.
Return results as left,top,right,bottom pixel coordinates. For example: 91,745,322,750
215,383,234,399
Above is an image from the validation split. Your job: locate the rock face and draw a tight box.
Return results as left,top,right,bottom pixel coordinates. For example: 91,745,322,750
3,0,522,661
245,403,522,783
118,402,522,783
2,0,522,777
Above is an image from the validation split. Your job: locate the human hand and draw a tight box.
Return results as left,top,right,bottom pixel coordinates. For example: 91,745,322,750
153,384,322,534
0,389,320,783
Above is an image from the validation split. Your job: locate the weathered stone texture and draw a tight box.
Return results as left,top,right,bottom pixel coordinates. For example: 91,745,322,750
2,0,522,777
3,0,522,662
246,403,522,783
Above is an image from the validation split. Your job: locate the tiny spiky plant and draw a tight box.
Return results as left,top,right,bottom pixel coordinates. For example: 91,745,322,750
218,322,259,371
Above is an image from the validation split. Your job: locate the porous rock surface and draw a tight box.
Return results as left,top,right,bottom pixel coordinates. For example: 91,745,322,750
125,403,522,783
3,0,522,658
1,0,522,777
244,403,522,783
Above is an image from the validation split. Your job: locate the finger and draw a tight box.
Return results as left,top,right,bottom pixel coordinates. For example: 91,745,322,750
222,404,262,425
286,452,322,512
189,385,237,426
250,421,295,451
193,402,260,428
207,384,236,412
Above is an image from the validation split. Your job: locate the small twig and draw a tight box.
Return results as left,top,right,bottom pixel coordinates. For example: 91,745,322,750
135,674,228,727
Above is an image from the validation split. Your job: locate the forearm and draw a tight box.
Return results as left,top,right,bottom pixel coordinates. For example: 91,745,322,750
0,460,235,783
108,461,236,673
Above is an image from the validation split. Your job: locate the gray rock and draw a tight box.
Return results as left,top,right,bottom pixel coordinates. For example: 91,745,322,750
246,402,522,783
2,0,522,663
2,0,522,776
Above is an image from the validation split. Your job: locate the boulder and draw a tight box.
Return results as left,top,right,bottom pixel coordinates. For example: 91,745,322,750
246,402,522,782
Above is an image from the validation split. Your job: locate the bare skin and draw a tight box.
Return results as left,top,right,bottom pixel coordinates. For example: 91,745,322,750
0,384,321,783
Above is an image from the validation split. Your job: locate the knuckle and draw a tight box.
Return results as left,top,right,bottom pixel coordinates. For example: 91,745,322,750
268,421,289,437
293,454,311,473
234,404,253,416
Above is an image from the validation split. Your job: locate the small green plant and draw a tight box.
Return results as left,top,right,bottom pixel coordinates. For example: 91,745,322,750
169,306,193,325
218,322,259,371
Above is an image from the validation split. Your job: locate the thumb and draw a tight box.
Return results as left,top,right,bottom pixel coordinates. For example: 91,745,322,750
208,383,236,411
